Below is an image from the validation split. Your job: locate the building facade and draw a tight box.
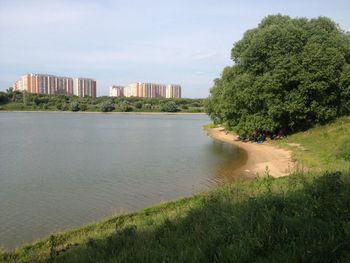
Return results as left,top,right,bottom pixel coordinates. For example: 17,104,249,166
166,84,181,98
123,82,181,98
109,85,124,97
124,83,138,97
13,74,73,96
75,78,96,97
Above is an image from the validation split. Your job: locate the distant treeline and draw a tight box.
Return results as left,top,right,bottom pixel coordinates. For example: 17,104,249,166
0,89,205,113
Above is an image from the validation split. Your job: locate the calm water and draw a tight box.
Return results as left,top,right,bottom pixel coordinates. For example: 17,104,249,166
0,112,245,249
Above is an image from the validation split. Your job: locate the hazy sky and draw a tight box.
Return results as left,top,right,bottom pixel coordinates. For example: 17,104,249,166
0,0,349,97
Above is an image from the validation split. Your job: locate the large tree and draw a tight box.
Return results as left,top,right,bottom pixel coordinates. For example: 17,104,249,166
206,15,350,138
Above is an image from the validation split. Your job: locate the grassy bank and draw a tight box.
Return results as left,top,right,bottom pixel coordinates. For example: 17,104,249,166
271,116,350,172
1,117,350,263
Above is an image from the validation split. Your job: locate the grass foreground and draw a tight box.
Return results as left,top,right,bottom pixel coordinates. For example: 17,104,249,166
1,117,350,263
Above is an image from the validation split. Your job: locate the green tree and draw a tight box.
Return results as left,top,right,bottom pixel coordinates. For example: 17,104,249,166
12,90,23,102
135,102,143,109
100,101,115,112
120,101,132,112
22,91,31,106
161,101,180,112
206,15,350,138
5,87,14,100
0,92,9,105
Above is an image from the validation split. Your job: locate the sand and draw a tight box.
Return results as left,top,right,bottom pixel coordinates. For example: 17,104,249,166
206,128,296,178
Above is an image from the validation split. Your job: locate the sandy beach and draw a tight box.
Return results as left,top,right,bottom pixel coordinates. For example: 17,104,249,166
206,128,296,178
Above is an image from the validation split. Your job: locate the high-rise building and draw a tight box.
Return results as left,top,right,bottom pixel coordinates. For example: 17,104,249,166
124,83,138,97
166,84,181,98
123,82,180,98
109,86,124,97
13,74,73,96
75,78,96,97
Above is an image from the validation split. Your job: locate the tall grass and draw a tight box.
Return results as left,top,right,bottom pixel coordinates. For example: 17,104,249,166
1,171,350,263
272,116,350,172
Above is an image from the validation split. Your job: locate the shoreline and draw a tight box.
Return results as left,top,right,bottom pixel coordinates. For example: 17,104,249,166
206,127,296,178
0,110,205,115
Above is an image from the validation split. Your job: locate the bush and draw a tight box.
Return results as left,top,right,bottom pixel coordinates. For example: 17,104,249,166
143,103,152,109
135,102,143,109
34,96,49,106
56,103,62,110
100,102,115,112
80,104,88,111
70,101,80,112
191,102,202,107
120,101,132,112
161,101,179,112
61,103,69,111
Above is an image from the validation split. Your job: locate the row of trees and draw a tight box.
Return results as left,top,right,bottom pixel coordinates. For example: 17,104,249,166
206,15,350,139
0,89,205,113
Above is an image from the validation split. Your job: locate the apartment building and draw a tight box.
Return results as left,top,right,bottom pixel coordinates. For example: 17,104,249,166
109,86,124,97
123,82,181,98
13,74,74,96
166,84,181,98
124,83,138,97
75,78,96,97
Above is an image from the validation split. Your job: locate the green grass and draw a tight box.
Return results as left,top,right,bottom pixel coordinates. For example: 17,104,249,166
1,117,350,263
271,116,350,172
202,123,219,129
1,172,349,263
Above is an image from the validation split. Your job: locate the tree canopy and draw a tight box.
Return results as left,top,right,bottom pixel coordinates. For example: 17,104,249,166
0,90,205,113
206,15,350,138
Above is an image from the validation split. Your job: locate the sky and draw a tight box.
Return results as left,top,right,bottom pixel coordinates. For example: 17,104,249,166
0,0,349,98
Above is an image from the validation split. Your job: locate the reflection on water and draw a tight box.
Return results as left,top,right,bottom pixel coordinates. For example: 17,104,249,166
0,112,247,249
207,140,249,184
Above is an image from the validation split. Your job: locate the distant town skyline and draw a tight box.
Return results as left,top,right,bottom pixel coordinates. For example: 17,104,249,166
1,0,349,98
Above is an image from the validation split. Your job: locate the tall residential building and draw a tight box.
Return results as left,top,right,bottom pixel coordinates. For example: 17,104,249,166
166,84,181,98
123,82,180,98
109,86,124,97
75,78,96,97
124,83,137,97
13,74,73,96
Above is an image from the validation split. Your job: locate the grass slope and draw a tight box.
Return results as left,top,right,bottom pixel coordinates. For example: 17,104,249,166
272,116,350,172
1,117,350,263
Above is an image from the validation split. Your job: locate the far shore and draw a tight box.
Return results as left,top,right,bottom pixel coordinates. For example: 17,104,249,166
206,127,296,178
0,110,206,115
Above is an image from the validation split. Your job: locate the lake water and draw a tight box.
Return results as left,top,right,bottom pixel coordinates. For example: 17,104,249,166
0,112,246,249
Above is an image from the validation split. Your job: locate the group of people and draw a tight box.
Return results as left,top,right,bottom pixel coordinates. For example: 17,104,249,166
235,130,286,143
253,130,286,143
